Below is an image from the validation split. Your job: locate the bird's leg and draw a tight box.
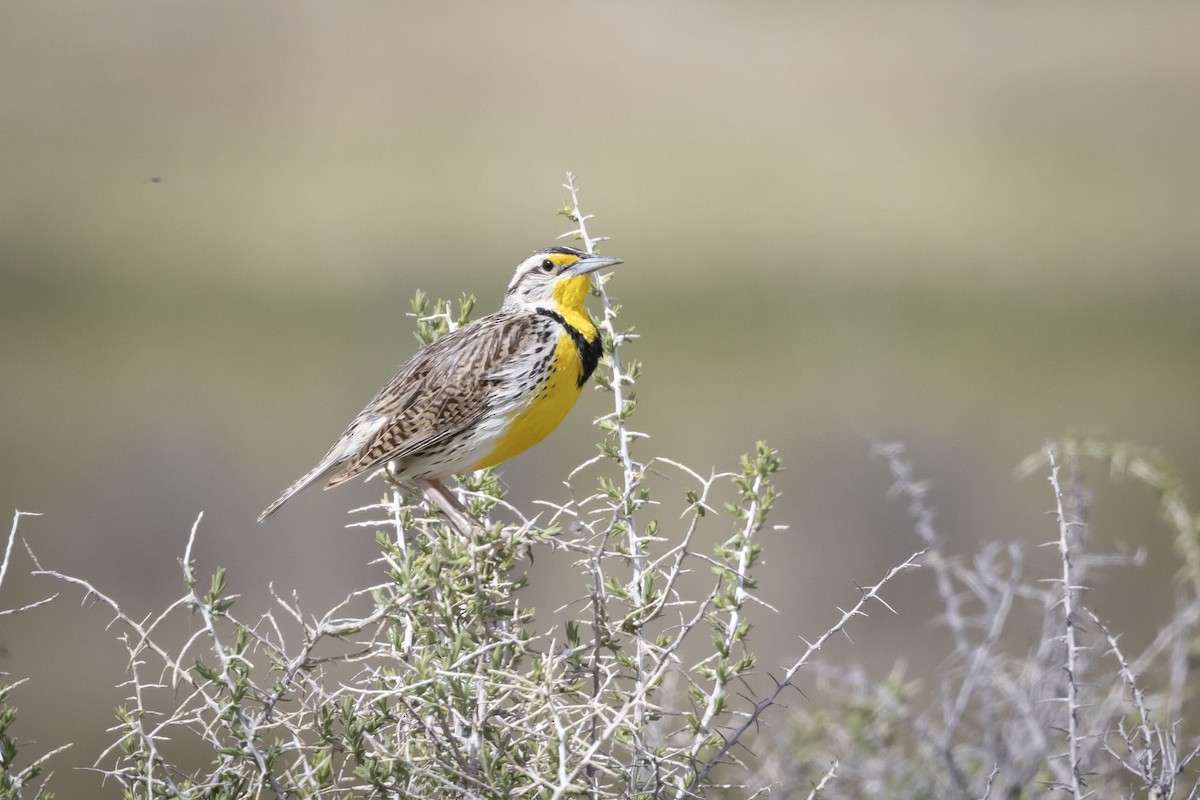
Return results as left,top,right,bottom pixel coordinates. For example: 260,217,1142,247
416,477,487,537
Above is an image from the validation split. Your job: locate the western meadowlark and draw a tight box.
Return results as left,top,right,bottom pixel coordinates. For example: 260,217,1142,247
258,246,622,529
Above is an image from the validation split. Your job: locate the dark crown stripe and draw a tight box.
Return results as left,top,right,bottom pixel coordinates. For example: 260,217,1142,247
535,308,602,387
534,245,588,257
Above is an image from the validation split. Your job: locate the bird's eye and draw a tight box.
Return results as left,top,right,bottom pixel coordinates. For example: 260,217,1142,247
539,259,555,273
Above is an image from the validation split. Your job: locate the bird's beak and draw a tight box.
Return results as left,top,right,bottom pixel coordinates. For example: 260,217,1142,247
565,253,623,277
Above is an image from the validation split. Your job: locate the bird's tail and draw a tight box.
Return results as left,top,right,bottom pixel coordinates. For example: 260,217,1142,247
258,413,388,522
257,456,341,522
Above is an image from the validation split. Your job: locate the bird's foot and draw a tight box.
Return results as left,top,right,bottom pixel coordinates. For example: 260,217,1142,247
415,477,490,539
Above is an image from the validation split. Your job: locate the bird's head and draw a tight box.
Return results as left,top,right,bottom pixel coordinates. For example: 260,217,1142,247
503,247,622,316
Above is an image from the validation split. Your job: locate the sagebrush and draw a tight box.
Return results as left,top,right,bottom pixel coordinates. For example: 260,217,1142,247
2,180,1198,799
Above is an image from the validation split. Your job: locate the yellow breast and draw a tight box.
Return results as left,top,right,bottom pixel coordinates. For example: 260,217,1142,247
472,332,587,470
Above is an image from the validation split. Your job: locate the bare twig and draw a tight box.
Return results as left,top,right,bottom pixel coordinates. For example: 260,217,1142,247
686,548,926,794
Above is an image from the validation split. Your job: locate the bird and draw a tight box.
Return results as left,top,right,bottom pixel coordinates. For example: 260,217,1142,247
258,246,623,529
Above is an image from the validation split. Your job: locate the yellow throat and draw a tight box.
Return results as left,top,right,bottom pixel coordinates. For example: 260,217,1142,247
473,272,600,469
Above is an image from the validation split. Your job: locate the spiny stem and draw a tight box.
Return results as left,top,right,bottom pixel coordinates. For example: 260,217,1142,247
561,171,650,766
1048,443,1085,800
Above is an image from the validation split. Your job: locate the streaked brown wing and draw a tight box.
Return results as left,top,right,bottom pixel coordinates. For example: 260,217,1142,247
324,312,534,486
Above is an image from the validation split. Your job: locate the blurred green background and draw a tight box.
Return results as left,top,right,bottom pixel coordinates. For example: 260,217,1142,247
2,1,1199,793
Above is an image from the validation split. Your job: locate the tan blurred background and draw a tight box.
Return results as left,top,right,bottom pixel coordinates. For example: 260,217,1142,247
2,1,1199,793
